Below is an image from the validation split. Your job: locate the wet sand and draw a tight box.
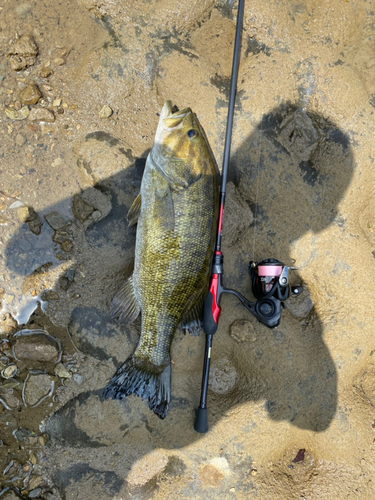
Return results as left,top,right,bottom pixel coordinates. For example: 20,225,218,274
1,0,375,498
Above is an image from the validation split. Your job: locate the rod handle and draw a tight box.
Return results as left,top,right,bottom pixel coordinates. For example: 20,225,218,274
194,408,208,433
203,276,221,336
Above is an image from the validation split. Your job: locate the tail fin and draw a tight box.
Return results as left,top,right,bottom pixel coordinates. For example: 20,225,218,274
103,356,171,419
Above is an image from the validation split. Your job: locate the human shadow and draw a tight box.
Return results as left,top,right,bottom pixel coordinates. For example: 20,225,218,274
4,103,353,496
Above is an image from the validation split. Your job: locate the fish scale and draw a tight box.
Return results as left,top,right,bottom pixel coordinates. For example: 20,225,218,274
103,101,219,418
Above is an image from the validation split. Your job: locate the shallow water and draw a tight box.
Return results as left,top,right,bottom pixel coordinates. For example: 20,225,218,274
1,0,375,498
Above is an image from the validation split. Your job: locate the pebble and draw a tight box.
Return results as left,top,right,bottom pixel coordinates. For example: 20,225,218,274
1,364,17,379
29,487,42,498
41,290,59,301
23,372,54,406
99,105,113,119
14,100,22,111
209,357,237,395
30,451,38,465
19,83,41,105
44,211,71,230
13,330,61,363
52,230,71,243
0,388,20,409
60,240,73,252
37,433,48,446
286,288,314,318
5,106,30,120
54,363,71,378
7,34,38,71
17,205,37,223
72,195,94,222
53,98,61,107
39,67,53,78
27,216,43,235
230,319,256,343
72,373,84,385
54,57,65,66
15,133,26,146
27,106,55,123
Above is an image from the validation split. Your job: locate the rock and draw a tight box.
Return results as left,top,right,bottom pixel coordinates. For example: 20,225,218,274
0,489,21,500
76,187,112,222
44,211,71,230
286,288,313,318
1,364,17,379
30,451,38,465
72,373,84,385
222,182,253,246
13,330,61,363
17,205,38,223
27,216,43,235
52,230,71,244
72,195,94,222
37,433,48,446
29,487,43,499
209,357,237,395
53,98,62,107
60,240,74,252
41,290,59,301
0,312,17,335
19,83,41,105
7,34,38,71
27,106,55,123
230,319,256,342
99,105,113,118
23,372,54,407
39,67,53,78
54,363,71,378
5,106,30,120
14,100,22,111
28,475,43,490
0,388,20,409
54,57,65,66
15,133,26,146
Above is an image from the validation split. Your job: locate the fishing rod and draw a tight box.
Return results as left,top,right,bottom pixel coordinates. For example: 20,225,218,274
194,0,303,434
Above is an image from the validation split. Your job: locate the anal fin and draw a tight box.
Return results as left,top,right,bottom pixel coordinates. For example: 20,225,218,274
110,274,141,324
127,193,141,226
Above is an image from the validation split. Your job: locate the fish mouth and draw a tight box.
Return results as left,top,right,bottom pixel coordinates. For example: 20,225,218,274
160,101,192,129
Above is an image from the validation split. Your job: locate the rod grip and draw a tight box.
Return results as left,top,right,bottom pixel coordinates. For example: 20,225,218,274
194,408,208,433
203,288,220,336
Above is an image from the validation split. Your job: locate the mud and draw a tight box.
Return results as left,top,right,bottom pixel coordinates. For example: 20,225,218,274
0,0,375,498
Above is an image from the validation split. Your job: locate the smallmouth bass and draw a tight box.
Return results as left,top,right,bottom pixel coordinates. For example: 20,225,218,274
103,101,219,418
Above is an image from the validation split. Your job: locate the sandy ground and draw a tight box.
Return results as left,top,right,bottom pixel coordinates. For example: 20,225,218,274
1,0,375,498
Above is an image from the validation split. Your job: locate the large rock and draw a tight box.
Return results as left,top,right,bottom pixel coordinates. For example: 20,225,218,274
13,330,61,363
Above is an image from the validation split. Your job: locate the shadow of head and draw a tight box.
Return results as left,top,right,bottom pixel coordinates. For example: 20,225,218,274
4,104,353,469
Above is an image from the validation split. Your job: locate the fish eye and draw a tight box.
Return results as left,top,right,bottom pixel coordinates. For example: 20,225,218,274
187,129,198,139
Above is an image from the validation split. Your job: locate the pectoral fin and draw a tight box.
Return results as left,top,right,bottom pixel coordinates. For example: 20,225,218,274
127,193,141,226
110,274,141,324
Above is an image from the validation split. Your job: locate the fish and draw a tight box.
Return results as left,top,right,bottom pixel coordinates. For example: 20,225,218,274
103,101,219,418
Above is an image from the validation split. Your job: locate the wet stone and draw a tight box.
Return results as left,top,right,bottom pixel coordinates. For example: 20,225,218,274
286,288,314,318
44,211,71,231
72,195,94,223
230,319,256,343
41,290,59,301
60,240,73,252
27,216,43,235
209,357,237,395
13,330,60,363
19,83,41,106
54,363,71,378
7,34,38,71
23,373,54,407
0,388,20,409
28,107,55,123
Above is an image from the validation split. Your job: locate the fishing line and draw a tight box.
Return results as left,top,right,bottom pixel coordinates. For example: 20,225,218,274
252,61,265,262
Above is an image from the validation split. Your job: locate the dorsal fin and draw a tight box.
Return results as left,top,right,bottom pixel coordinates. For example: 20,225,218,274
127,193,141,226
